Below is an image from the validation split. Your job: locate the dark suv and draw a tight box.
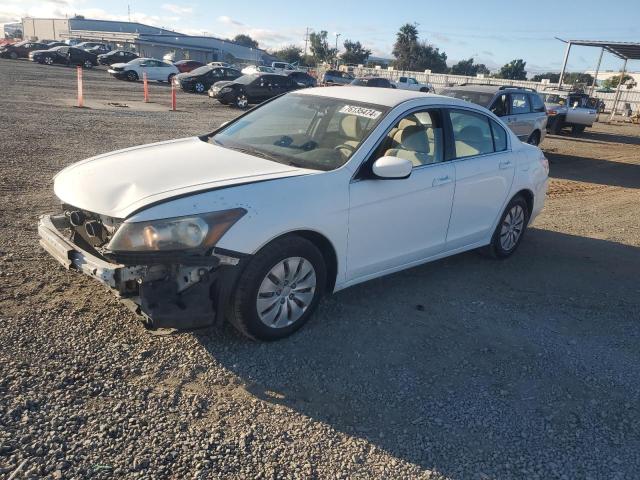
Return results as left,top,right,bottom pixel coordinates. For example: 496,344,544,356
98,50,139,66
176,65,242,93
351,76,395,88
209,73,301,108
322,69,354,85
440,84,547,145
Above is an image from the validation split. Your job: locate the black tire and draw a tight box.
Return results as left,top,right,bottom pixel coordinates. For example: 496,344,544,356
234,92,249,109
420,87,428,93
168,73,176,83
9,51,18,60
549,116,564,135
526,130,541,146
482,195,530,259
83,59,93,69
126,70,138,81
227,236,327,341
43,56,54,66
194,82,205,93
571,125,585,135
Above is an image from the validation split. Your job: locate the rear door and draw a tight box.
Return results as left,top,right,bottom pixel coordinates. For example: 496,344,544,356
566,95,597,125
445,108,515,250
507,92,533,140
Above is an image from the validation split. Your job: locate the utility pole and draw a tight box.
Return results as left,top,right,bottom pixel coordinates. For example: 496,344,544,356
335,32,341,68
128,4,131,22
304,27,310,59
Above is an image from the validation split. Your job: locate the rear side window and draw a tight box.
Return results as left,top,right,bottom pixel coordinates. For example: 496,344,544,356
510,93,531,114
530,93,545,113
491,120,508,152
448,110,495,158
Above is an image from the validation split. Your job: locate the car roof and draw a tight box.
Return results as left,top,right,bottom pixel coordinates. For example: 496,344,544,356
443,84,501,93
295,86,470,108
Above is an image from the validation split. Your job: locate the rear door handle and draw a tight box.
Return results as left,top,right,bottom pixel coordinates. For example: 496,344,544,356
499,160,513,169
432,175,452,187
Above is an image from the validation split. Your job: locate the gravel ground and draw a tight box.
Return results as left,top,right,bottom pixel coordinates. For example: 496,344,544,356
1,59,639,480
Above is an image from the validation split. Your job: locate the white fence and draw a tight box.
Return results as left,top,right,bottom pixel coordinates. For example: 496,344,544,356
334,66,640,113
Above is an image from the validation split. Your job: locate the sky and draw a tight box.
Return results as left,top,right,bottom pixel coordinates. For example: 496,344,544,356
2,0,640,74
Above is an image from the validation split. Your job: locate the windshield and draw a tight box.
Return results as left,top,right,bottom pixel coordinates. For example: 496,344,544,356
542,93,566,105
235,74,259,85
211,94,389,172
440,89,495,107
190,65,213,75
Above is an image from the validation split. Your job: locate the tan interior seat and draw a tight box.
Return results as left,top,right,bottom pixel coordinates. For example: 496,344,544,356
335,115,363,158
385,125,433,166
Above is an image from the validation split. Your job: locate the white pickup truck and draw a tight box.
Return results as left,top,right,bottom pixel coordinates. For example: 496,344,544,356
394,76,433,92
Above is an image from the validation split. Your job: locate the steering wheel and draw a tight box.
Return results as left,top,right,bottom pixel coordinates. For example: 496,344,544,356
334,143,356,157
274,136,293,147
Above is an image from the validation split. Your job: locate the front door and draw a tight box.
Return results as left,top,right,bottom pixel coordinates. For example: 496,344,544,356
445,109,515,249
507,92,533,140
347,109,455,281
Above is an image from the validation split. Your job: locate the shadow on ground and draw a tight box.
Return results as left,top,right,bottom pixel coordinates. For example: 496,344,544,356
195,228,640,478
547,151,640,189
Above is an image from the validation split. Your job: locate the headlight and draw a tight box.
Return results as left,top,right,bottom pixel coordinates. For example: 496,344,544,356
220,86,232,93
107,208,246,252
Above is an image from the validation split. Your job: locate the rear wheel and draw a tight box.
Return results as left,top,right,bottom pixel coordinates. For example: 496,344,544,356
483,195,530,259
168,73,176,83
194,82,205,93
126,70,138,81
526,130,541,146
227,236,326,340
9,51,18,60
572,125,585,135
83,59,93,69
550,117,564,135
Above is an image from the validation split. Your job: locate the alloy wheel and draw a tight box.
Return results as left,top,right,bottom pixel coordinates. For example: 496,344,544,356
500,205,525,251
236,94,248,109
44,56,53,65
256,257,316,328
83,60,92,69
195,82,205,93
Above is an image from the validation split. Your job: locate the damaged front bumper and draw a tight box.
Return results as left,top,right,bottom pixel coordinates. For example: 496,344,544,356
38,214,245,330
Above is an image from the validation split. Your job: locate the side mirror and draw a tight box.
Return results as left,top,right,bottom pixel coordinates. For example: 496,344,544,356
372,156,412,179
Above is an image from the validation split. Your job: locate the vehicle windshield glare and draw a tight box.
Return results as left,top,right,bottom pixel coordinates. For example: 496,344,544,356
211,94,389,171
440,89,495,107
190,65,213,75
543,94,566,105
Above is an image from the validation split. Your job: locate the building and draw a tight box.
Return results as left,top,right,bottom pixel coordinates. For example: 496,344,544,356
584,69,640,90
21,17,274,65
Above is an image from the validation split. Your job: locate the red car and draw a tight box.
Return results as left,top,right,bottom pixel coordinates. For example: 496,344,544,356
174,60,205,73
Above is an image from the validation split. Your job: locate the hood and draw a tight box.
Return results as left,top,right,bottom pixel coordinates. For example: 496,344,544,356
53,137,311,218
31,49,51,55
212,80,233,89
110,62,128,69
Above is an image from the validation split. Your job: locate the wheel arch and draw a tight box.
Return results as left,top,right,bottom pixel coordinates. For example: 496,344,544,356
512,188,534,216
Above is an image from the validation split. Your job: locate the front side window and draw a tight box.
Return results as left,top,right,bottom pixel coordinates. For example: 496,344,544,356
449,109,495,158
211,94,389,171
408,78,418,85
530,93,545,112
375,110,444,167
510,93,531,114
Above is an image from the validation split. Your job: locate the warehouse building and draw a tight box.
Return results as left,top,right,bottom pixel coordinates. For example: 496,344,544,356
21,17,274,64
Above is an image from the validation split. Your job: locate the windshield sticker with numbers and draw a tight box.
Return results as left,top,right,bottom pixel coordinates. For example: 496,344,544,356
338,105,382,119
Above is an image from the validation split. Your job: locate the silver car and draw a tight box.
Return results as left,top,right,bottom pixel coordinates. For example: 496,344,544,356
541,91,598,135
440,84,548,145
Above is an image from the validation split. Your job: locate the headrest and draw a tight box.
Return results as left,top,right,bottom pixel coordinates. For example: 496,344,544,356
339,115,362,139
399,125,429,153
459,125,483,144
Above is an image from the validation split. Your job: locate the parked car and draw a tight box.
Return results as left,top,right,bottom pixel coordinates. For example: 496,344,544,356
108,58,179,82
174,59,205,73
29,46,98,68
440,84,547,145
38,87,548,340
271,61,298,73
175,65,242,93
208,61,234,68
288,71,317,88
241,65,276,75
86,45,111,55
351,77,396,88
0,40,48,59
98,50,139,66
209,73,301,108
45,42,67,49
74,42,109,52
322,69,354,85
541,91,598,135
394,76,433,92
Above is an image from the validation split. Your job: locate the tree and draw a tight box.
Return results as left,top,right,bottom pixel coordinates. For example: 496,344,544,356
602,73,635,89
271,45,302,64
449,58,490,76
341,39,371,65
496,59,527,80
563,72,594,85
232,34,258,49
391,23,448,73
531,72,561,83
309,30,336,64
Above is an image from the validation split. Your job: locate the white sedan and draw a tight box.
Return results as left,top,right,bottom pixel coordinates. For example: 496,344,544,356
39,87,548,340
108,57,179,82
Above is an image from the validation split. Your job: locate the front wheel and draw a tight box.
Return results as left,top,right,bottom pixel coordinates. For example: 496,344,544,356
483,196,530,259
234,93,249,109
168,73,176,83
572,125,585,135
126,70,138,81
9,51,18,60
227,236,326,340
83,59,93,69
194,82,205,93
44,56,54,66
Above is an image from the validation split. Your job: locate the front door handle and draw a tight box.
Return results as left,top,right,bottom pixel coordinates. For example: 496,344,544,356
432,175,452,187
499,160,513,169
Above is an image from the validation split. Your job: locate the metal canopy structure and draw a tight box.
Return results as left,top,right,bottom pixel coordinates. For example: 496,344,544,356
556,39,640,120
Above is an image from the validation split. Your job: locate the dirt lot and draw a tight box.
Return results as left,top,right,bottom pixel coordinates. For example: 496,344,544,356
0,59,639,480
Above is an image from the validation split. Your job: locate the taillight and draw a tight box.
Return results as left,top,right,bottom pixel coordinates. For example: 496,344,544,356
547,109,557,116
